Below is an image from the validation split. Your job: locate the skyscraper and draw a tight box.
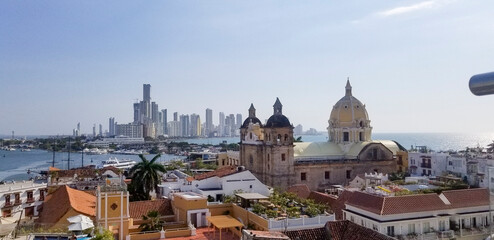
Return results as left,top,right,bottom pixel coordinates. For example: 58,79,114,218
205,108,213,137
219,112,225,136
161,109,168,135
179,115,190,137
173,112,178,122
109,117,115,136
236,114,242,130
190,114,201,137
93,124,96,138
143,84,151,102
99,124,103,136
133,103,140,123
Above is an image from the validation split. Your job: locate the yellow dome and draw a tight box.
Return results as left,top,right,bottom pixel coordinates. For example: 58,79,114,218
328,80,372,143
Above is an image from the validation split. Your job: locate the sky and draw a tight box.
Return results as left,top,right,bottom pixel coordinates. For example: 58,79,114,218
1,0,494,136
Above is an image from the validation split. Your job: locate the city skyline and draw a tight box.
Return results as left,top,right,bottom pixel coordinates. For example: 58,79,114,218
2,1,494,135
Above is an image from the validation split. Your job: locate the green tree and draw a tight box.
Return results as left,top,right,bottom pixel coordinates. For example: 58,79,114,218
129,154,166,201
92,228,114,240
139,210,163,231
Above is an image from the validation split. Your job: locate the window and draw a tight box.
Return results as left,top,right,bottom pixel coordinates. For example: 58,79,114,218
359,132,364,141
4,195,10,206
439,220,446,231
267,154,270,161
39,189,45,201
408,223,415,234
350,216,354,222
284,134,288,142
343,132,349,141
281,153,286,161
277,134,281,142
27,191,34,202
346,170,351,179
2,209,11,218
249,132,252,139
373,224,378,231
301,172,307,181
325,171,330,179
423,222,430,233
14,193,20,205
387,226,395,237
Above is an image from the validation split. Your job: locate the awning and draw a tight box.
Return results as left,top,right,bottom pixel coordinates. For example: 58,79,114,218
206,215,244,240
207,215,244,229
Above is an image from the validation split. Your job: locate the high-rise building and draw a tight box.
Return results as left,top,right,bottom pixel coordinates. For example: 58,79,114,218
116,123,144,138
151,102,159,123
294,124,303,135
179,115,190,137
219,112,225,136
99,124,103,136
161,109,168,135
109,117,115,136
190,114,201,137
236,114,242,130
133,103,140,123
173,112,178,122
167,121,181,137
205,108,213,137
77,122,80,132
93,124,96,138
143,84,151,102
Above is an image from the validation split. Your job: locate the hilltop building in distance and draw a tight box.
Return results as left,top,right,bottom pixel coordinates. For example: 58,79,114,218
240,80,407,190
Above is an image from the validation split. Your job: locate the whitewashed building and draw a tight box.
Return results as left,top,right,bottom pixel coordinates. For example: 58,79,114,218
158,166,270,201
343,188,491,239
0,181,47,221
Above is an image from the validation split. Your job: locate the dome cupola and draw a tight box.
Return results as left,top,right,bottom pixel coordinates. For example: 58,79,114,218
266,98,292,128
328,80,372,143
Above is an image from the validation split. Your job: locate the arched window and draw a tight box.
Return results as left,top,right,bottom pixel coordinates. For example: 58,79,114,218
249,132,252,139
284,134,288,142
277,134,281,142
359,121,364,127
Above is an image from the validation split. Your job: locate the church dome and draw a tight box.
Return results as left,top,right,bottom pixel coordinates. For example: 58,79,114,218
265,98,292,128
266,114,291,128
241,104,263,128
329,80,369,127
328,80,372,143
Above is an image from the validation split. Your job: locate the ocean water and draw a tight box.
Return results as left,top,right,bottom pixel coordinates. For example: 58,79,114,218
2,132,494,181
0,150,182,181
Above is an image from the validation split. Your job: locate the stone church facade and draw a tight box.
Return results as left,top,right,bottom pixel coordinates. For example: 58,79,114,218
240,81,404,191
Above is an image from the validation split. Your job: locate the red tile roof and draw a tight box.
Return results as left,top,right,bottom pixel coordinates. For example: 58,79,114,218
287,184,311,199
192,166,239,181
441,188,489,209
36,185,96,227
285,227,328,240
326,220,394,240
129,199,174,219
346,188,490,215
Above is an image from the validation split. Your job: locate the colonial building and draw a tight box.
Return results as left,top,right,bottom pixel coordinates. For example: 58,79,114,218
240,81,406,190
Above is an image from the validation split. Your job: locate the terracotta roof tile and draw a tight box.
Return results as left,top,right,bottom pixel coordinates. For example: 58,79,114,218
326,220,394,240
285,227,328,240
441,188,489,209
129,199,173,219
287,184,311,199
36,185,96,227
192,166,239,181
346,188,490,216
243,230,289,239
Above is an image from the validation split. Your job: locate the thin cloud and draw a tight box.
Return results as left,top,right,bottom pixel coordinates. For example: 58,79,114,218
378,1,437,17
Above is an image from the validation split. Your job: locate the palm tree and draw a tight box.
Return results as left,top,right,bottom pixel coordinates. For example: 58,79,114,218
129,154,166,201
138,210,162,231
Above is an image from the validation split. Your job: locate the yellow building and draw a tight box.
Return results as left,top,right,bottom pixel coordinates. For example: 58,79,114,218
96,186,131,240
217,151,240,167
240,81,407,191
172,192,210,228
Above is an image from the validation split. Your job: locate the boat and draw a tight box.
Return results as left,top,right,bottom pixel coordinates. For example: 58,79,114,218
97,157,137,170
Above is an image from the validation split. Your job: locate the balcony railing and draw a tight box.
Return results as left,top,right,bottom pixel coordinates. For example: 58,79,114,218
26,198,35,204
4,202,11,207
14,200,22,206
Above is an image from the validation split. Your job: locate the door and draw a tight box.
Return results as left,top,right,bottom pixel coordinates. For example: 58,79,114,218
191,213,198,227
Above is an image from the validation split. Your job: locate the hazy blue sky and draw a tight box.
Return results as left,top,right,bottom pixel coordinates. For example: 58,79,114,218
1,0,494,136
